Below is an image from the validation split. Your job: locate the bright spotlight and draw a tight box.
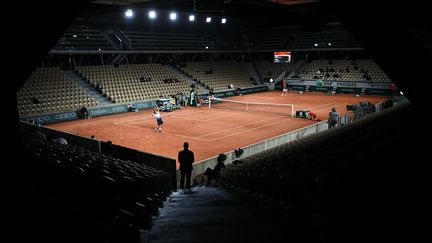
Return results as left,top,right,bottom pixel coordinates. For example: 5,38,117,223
221,18,226,24
399,91,403,95
328,42,332,46
314,43,318,47
206,17,211,23
269,78,274,82
205,46,209,49
149,11,156,19
189,15,195,21
170,12,177,20
125,9,133,18
72,34,77,38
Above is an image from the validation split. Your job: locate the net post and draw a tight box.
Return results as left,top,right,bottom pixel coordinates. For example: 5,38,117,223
291,104,294,117
208,96,211,108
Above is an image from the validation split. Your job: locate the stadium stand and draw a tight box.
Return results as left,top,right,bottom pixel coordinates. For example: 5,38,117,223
292,25,362,49
254,60,303,80
180,61,254,91
76,63,205,103
17,67,98,116
299,59,391,82
54,25,115,51
219,100,423,242
21,131,173,242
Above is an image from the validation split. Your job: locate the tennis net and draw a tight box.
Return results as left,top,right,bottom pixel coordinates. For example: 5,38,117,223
208,97,295,117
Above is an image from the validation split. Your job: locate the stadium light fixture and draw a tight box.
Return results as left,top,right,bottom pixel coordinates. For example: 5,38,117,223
73,34,77,38
205,46,209,49
170,12,177,20
206,17,211,23
189,15,195,21
221,18,226,24
314,43,318,47
328,42,332,46
125,9,133,18
269,78,274,82
149,10,156,19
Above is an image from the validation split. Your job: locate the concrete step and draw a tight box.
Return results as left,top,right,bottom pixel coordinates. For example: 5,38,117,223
144,185,273,243
63,70,111,105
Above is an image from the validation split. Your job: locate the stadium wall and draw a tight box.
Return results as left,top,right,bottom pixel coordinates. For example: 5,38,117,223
283,79,392,95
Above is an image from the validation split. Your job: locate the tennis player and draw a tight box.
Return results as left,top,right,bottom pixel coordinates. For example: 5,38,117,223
153,106,164,133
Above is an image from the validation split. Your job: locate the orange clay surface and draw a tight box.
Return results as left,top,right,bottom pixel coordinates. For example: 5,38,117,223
48,91,389,166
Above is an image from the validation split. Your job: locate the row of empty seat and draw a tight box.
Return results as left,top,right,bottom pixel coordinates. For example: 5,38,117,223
299,59,391,82
17,67,97,116
254,60,303,80
180,61,255,91
219,100,413,242
76,63,204,103
22,133,173,242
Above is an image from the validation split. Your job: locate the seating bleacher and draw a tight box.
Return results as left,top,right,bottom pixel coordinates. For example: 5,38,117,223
17,67,98,116
299,59,391,82
219,101,416,242
76,63,205,103
22,135,173,242
53,25,114,51
180,61,253,92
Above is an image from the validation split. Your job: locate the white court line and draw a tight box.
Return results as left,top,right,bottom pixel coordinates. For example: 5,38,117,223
114,102,349,143
292,102,338,111
114,109,200,125
209,117,294,141
119,123,212,141
114,116,153,125
205,102,346,141
196,116,283,138
307,102,339,110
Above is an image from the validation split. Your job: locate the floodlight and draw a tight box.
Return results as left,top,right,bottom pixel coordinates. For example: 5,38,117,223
170,12,177,20
149,11,156,19
125,9,133,18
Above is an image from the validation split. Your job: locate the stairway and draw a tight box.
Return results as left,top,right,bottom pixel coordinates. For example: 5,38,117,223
245,63,262,84
169,65,209,95
63,70,111,105
143,185,273,243
287,61,308,78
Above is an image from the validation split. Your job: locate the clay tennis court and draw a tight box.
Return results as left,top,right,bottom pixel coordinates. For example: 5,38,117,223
47,91,389,164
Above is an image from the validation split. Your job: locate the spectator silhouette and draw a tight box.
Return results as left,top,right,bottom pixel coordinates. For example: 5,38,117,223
204,153,227,183
178,142,195,190
79,106,88,119
51,136,68,145
103,140,115,157
328,107,339,128
234,148,244,158
31,125,46,144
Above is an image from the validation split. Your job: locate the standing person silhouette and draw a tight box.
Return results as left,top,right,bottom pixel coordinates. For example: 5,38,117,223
178,142,195,191
328,107,339,128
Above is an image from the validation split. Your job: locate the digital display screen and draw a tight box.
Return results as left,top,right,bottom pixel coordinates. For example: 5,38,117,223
274,51,291,63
